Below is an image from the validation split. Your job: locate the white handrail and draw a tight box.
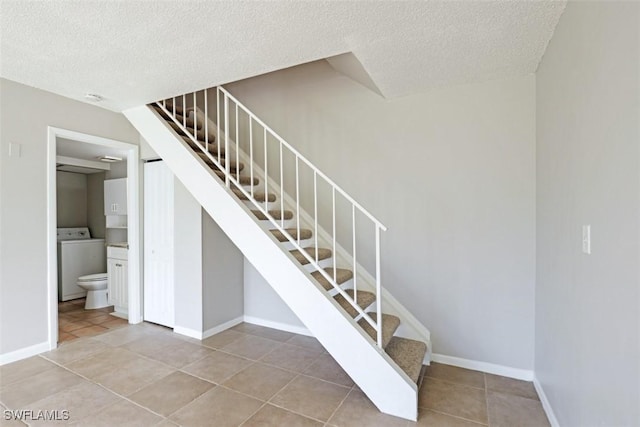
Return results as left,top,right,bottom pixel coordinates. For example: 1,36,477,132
153,88,387,347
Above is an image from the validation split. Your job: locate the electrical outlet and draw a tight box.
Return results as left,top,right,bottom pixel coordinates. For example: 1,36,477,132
582,225,591,254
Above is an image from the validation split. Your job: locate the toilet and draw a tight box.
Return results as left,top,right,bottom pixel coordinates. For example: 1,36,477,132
76,273,109,309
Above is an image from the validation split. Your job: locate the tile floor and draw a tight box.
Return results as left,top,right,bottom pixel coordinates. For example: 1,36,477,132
58,299,129,343
0,319,550,426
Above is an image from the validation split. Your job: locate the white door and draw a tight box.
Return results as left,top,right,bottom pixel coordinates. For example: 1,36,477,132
143,161,175,327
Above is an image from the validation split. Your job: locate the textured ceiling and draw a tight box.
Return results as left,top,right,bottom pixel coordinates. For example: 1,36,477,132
0,1,565,112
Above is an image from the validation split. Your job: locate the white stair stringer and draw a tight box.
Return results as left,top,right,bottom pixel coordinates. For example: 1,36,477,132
124,105,419,421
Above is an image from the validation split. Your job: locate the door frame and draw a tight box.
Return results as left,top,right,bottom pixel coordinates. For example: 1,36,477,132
46,127,141,350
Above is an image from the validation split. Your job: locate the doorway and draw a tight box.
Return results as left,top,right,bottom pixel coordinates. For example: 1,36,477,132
46,127,141,351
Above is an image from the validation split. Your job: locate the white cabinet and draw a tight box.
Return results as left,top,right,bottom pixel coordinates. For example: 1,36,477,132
104,178,128,215
143,161,175,327
107,246,128,315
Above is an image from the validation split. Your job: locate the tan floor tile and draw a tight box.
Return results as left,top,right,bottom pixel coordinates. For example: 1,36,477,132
145,342,212,368
302,354,354,387
93,357,175,396
91,326,148,346
0,367,84,409
0,403,28,426
235,323,296,342
77,310,110,320
60,321,93,333
72,325,109,338
418,378,487,424
271,375,350,422
27,381,120,425
328,389,407,427
424,363,485,389
201,330,245,349
223,362,295,401
487,391,550,427
58,332,78,343
182,351,252,383
0,357,57,386
221,335,281,360
86,314,113,324
260,343,322,373
65,348,140,380
129,371,214,416
101,318,129,330
70,399,163,427
286,335,325,352
41,338,110,366
155,420,179,427
485,373,539,401
410,409,487,426
121,334,186,358
243,404,323,427
170,387,262,427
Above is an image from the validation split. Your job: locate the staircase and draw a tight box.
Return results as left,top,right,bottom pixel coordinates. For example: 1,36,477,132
124,87,430,421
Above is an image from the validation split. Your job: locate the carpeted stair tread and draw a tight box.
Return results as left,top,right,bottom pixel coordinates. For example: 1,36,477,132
252,209,293,221
357,313,400,349
153,106,202,131
157,101,185,115
334,290,375,317
290,247,332,264
232,189,276,202
198,152,244,171
270,228,312,242
182,136,224,156
213,170,258,186
385,337,427,384
169,121,213,141
311,268,354,291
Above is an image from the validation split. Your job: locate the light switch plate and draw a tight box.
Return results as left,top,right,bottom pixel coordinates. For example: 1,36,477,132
582,225,591,254
9,143,21,157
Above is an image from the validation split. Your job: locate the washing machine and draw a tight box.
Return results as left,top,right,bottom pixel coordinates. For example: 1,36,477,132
57,227,106,301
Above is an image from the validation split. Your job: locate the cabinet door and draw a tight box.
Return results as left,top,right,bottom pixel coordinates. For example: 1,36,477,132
143,161,175,327
107,258,128,308
104,178,128,215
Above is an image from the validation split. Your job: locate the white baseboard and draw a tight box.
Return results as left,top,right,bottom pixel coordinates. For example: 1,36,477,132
173,316,244,340
534,376,560,427
0,341,50,366
201,316,244,339
243,315,313,337
431,353,534,381
109,311,128,320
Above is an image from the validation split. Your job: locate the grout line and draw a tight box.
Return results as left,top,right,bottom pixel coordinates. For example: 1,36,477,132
324,384,354,425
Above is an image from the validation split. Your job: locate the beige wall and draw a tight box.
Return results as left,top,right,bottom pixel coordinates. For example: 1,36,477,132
86,172,106,239
0,78,139,355
56,171,87,227
536,2,640,425
227,62,537,370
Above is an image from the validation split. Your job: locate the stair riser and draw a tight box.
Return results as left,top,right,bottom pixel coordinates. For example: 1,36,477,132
302,257,333,272
276,237,314,250
256,218,296,229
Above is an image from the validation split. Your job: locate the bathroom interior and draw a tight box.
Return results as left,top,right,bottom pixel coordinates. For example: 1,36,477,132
56,137,130,342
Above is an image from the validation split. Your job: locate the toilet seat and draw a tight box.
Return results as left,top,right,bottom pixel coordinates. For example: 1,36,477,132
78,273,107,282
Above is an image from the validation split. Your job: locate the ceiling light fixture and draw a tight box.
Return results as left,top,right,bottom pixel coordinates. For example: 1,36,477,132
85,93,104,102
98,155,122,163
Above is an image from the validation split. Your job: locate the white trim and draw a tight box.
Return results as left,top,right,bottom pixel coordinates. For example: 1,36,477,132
534,376,561,427
202,316,244,339
56,155,111,171
47,127,142,355
243,315,313,337
0,342,50,366
431,353,534,381
174,316,245,340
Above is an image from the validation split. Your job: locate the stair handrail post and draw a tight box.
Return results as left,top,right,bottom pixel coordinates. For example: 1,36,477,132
224,93,230,187
376,225,382,348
